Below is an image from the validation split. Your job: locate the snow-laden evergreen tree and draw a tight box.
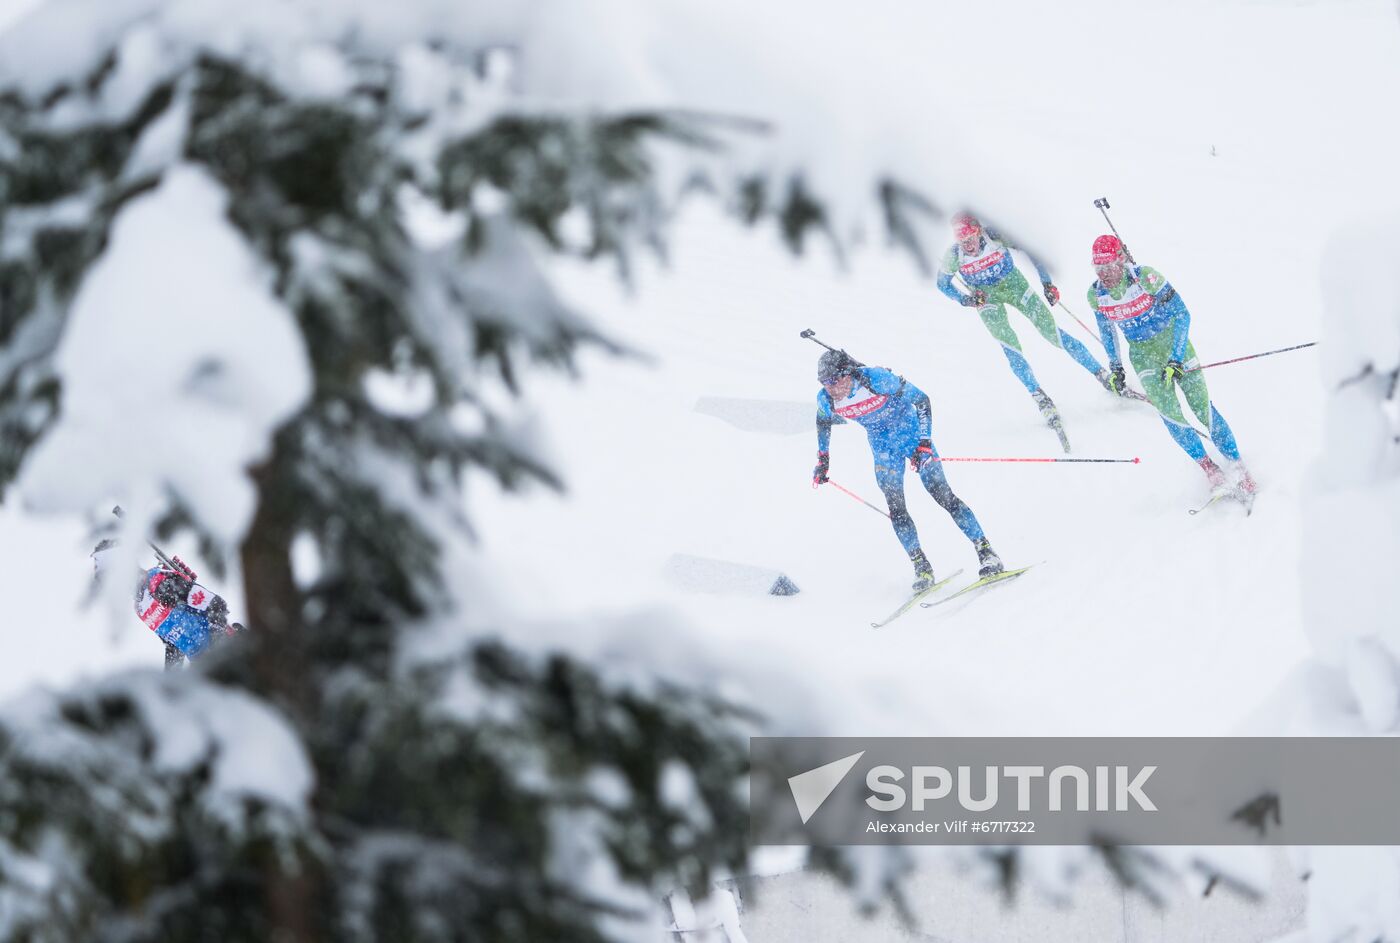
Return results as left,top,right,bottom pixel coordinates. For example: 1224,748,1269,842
0,3,955,940
1246,214,1400,940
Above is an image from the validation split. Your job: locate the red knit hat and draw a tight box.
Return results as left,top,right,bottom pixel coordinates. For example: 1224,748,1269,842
952,212,981,239
1092,234,1123,264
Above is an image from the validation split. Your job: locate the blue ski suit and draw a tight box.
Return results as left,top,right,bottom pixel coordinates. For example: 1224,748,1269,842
817,367,985,556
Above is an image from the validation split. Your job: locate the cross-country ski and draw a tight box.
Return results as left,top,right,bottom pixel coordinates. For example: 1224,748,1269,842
1189,487,1257,517
870,569,964,628
919,565,1037,609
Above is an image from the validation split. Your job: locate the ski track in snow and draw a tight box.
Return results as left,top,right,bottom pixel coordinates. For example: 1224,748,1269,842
467,197,1317,738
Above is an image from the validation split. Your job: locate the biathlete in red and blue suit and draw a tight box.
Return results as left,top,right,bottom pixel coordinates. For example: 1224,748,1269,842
135,558,234,668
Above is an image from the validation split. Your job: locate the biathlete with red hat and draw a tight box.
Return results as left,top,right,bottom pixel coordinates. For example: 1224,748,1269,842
936,213,1125,451
1086,234,1256,498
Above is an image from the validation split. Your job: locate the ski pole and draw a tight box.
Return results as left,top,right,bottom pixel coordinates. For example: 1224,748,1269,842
799,328,839,354
799,329,866,367
800,329,865,365
111,505,197,580
1051,298,1102,343
928,456,1141,464
817,478,891,520
1186,341,1317,374
1093,197,1135,264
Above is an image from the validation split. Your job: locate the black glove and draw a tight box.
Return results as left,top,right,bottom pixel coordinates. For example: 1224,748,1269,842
909,439,935,471
1107,364,1126,394
1043,283,1060,305
960,288,987,308
1163,360,1186,385
152,573,192,606
812,451,830,486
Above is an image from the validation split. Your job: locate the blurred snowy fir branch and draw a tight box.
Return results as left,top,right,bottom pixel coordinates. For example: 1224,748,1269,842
0,6,971,941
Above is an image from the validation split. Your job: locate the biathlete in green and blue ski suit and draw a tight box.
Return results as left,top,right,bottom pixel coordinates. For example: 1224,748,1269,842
811,349,1004,588
1086,234,1256,494
936,213,1121,429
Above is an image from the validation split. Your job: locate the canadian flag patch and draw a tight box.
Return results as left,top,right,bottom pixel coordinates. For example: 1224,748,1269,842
186,587,211,610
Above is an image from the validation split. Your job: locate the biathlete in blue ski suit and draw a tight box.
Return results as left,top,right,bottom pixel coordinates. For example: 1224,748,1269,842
811,349,1004,588
134,559,236,669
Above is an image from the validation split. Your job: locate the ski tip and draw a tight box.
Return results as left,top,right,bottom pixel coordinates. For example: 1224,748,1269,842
1132,456,1141,464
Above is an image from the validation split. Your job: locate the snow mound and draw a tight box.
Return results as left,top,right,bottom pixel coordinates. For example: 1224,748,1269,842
666,553,801,597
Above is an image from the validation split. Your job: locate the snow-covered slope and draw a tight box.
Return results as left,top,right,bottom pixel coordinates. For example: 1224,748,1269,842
0,0,1397,937
461,0,1400,743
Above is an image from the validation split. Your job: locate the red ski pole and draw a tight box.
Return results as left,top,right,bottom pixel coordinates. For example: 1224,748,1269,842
818,456,1139,520
817,478,891,519
1053,299,1104,343
1186,341,1317,374
929,456,1141,464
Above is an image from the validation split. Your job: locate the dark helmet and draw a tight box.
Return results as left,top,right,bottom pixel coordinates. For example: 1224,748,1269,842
817,349,854,384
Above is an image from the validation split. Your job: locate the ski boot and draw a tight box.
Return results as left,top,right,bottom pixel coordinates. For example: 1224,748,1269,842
1031,389,1070,453
973,538,1004,578
910,548,936,592
1198,456,1228,492
1231,461,1257,496
1229,459,1258,514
